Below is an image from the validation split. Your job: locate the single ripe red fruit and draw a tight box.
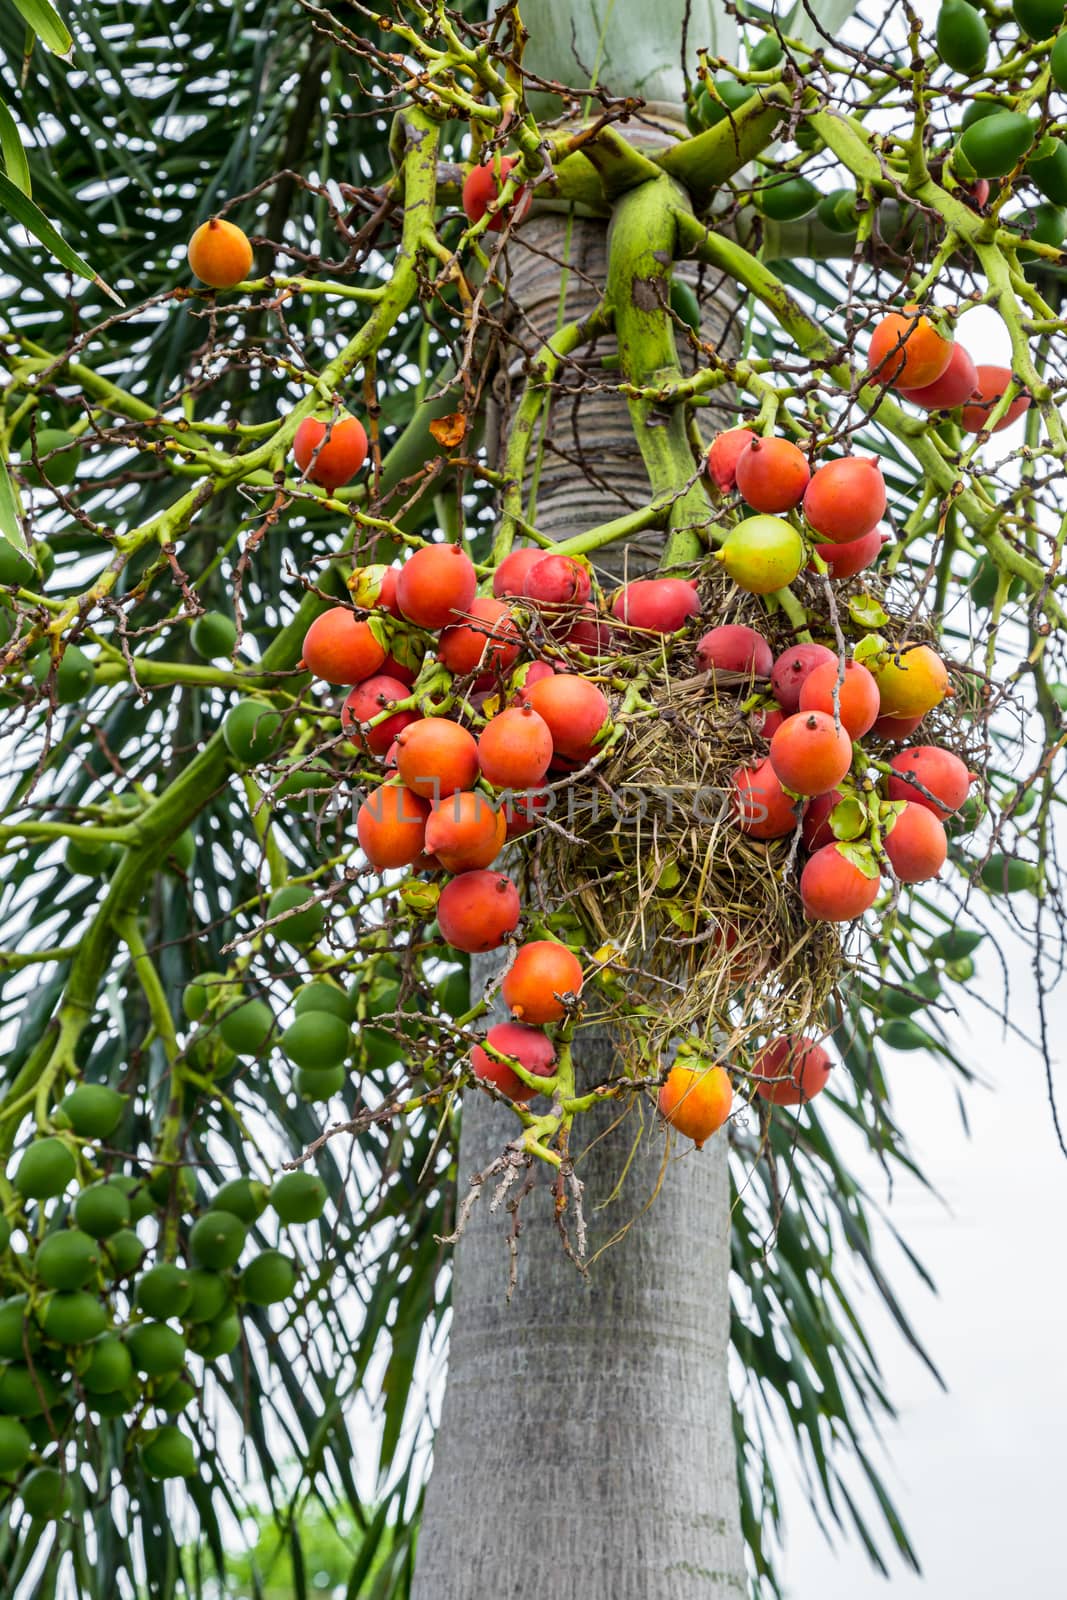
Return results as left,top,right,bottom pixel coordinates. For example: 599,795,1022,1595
502,789,550,837
769,711,853,796
696,624,774,678
461,156,530,232
382,650,417,687
706,427,755,491
376,567,403,617
523,673,610,761
502,940,583,1024
800,844,880,921
424,790,506,873
798,659,880,739
493,547,545,597
357,783,430,869
293,415,368,489
899,342,979,409
734,436,811,514
731,759,798,839
437,870,521,953
566,606,613,656
810,525,888,580
301,608,386,686
342,675,420,754
522,555,592,607
960,365,1030,434
478,705,554,789
752,1037,831,1105
883,802,948,883
750,704,784,740
801,789,845,853
438,597,521,676
470,1021,555,1101
803,457,887,544
886,745,973,819
395,717,480,800
770,643,836,712
396,545,477,630
611,578,700,634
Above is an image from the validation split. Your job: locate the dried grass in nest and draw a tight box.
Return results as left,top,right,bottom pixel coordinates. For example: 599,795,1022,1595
526,670,841,1077
522,560,981,1078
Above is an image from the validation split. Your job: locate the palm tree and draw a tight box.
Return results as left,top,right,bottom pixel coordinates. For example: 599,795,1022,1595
1,1,1051,1596
413,6,888,1596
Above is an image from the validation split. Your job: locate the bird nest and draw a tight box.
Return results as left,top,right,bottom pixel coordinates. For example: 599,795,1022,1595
519,564,984,1081
526,668,842,1076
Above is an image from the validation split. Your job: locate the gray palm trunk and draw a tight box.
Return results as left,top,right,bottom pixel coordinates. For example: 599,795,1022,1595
413,202,747,1598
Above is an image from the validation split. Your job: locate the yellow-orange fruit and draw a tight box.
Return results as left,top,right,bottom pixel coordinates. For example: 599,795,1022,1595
870,644,950,719
301,608,385,686
658,1064,733,1148
769,711,853,796
395,717,480,800
424,790,506,872
501,940,583,1024
867,306,953,390
356,783,430,869
187,218,253,288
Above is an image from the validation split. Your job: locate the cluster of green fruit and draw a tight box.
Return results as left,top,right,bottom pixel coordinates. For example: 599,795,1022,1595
937,0,1067,81
0,1091,325,1505
183,972,354,1101
676,7,1067,242
684,30,783,137
938,0,1067,247
181,955,465,1101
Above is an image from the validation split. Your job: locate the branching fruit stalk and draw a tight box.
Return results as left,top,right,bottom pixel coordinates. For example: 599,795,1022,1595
606,174,712,572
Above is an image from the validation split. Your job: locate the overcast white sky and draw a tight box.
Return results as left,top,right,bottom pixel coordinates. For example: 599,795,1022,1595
776,26,1067,1580
782,933,1067,1598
